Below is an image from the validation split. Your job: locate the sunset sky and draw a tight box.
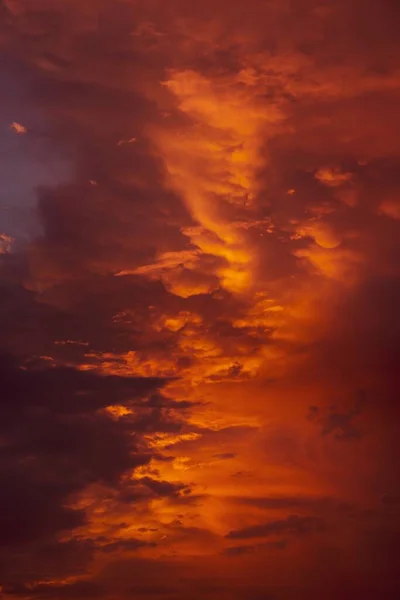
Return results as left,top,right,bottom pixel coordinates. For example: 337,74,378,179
0,1,399,599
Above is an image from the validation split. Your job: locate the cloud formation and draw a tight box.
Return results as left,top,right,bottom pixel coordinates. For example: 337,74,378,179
0,1,399,599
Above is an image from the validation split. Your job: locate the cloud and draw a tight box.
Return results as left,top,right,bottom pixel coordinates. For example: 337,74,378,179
100,538,156,554
3,580,103,600
231,495,334,511
226,515,324,540
0,354,165,416
223,539,287,556
212,452,236,460
0,1,399,598
307,392,366,441
0,352,183,585
0,538,95,589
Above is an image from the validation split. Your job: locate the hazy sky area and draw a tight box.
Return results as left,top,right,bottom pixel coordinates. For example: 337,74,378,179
0,1,399,599
0,58,71,241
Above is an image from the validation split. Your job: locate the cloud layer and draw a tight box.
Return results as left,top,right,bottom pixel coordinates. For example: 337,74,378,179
0,1,399,599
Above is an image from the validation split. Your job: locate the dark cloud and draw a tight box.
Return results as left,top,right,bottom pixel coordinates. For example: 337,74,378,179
307,392,366,441
0,538,95,589
9,557,191,600
3,579,103,600
223,544,256,556
0,463,85,548
0,352,183,586
223,539,287,557
232,495,334,511
226,515,324,540
100,538,156,554
138,476,190,497
212,452,236,460
0,354,164,416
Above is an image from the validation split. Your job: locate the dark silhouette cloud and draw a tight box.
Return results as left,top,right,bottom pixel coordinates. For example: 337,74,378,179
307,392,366,441
0,353,186,586
226,515,324,540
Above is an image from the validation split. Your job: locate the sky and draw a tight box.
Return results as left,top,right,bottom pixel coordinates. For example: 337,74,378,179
0,1,399,599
